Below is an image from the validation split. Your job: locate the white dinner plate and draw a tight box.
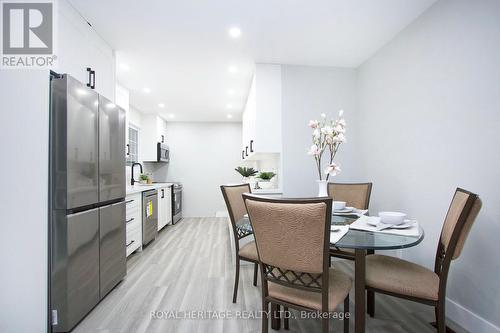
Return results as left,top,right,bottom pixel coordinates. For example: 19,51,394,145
334,207,354,213
389,220,416,229
367,219,415,229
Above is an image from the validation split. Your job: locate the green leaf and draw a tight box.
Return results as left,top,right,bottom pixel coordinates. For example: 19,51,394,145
235,166,258,177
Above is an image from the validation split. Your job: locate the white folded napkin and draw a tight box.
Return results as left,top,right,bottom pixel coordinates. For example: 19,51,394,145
330,225,349,244
350,215,420,237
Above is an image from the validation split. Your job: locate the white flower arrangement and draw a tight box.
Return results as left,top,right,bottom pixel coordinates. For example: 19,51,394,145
307,110,346,180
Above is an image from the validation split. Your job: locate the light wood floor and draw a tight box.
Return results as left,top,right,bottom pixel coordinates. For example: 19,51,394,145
74,217,468,333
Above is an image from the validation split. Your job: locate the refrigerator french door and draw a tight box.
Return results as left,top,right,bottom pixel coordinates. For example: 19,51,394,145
50,74,126,332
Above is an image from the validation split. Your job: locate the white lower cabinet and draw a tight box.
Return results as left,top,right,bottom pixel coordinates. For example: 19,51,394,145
125,193,142,257
158,186,172,231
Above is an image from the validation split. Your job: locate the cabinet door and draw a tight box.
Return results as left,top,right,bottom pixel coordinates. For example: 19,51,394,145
157,117,166,144
157,188,164,230
99,202,126,298
56,0,115,100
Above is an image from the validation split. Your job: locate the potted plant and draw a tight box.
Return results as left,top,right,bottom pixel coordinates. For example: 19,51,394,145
235,166,258,186
257,171,276,189
307,110,346,196
139,173,149,184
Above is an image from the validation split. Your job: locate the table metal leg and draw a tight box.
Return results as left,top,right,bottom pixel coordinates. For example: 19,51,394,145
355,249,366,333
271,303,281,330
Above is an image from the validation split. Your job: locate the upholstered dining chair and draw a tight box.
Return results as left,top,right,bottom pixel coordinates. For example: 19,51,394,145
365,188,481,333
328,182,373,261
220,184,259,303
243,194,352,333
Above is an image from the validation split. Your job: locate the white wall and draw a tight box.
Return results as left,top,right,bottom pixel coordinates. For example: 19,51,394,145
0,70,49,332
164,122,243,216
356,0,500,330
281,65,358,197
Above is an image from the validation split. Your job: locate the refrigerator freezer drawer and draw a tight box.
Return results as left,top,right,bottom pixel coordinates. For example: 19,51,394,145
51,209,100,332
99,202,126,298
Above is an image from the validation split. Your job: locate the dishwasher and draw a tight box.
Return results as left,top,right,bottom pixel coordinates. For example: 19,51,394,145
142,189,158,246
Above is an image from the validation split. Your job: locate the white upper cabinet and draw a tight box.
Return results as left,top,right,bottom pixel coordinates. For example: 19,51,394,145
56,1,116,101
241,64,282,160
140,115,167,162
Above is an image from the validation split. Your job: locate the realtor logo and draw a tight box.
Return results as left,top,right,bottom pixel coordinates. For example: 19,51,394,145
1,0,56,68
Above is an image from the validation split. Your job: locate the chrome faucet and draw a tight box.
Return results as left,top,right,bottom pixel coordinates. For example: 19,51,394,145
131,162,143,186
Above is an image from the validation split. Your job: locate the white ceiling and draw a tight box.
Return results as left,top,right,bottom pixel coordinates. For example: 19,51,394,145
68,0,436,122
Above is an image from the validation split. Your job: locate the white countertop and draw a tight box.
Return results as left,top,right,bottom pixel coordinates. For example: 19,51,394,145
126,182,173,195
252,188,283,195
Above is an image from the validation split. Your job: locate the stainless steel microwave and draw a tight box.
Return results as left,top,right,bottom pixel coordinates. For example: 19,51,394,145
157,143,169,162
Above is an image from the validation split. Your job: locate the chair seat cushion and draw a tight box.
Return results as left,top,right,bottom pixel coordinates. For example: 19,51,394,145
239,241,258,261
268,268,352,311
366,254,439,301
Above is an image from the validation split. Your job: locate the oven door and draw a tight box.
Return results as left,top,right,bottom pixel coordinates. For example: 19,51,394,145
173,189,182,216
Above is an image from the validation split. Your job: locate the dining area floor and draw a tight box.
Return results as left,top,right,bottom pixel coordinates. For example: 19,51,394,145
73,217,468,333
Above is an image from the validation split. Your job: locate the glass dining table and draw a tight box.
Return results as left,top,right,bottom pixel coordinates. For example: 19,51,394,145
236,214,425,333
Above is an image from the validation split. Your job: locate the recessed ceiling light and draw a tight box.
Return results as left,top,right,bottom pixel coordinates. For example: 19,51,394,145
228,27,241,38
119,63,129,71
226,104,233,109
143,87,151,93
227,89,235,95
228,66,237,74
227,114,233,119
158,103,165,108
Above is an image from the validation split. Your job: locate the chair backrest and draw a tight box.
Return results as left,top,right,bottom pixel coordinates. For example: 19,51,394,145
243,194,332,293
220,184,252,242
438,188,481,261
327,182,373,210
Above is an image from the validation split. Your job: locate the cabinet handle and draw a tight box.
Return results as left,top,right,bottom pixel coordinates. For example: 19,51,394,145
125,199,134,204
91,70,96,89
242,150,245,160
250,140,254,152
126,240,135,247
161,135,164,143
161,189,164,198
86,67,92,88
126,218,135,224
126,144,130,156
245,146,249,156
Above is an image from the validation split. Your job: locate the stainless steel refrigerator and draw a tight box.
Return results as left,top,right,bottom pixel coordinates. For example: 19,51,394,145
49,74,126,332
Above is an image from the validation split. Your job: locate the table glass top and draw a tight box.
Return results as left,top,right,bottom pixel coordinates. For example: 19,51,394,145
236,215,424,250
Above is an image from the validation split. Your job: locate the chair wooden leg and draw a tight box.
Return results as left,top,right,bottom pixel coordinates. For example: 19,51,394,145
253,262,258,286
436,302,446,333
232,258,240,303
322,315,329,333
367,290,375,317
344,295,350,333
262,300,269,333
283,306,289,330
271,303,281,330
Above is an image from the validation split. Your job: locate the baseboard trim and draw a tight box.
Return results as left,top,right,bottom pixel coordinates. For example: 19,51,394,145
446,297,500,333
215,210,229,217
